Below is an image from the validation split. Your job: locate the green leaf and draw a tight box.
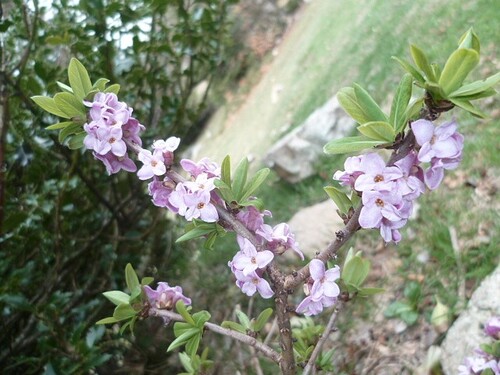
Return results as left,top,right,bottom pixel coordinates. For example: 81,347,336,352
176,222,217,243
113,303,137,321
45,121,74,130
357,287,385,297
174,322,194,338
449,72,500,97
239,167,270,202
220,155,231,186
238,198,265,211
102,291,130,306
58,123,83,143
384,301,413,318
31,96,71,118
179,352,195,372
235,310,251,329
439,48,479,95
323,136,385,155
357,121,395,142
458,28,480,54
353,84,387,122
53,92,85,118
125,263,141,295
95,316,119,325
176,300,195,326
337,87,370,124
93,78,110,91
404,98,425,124
390,74,413,132
67,132,86,149
57,81,74,93
192,310,211,328
214,179,235,203
253,308,273,332
391,56,425,84
410,44,436,82
449,98,487,118
232,158,249,201
221,321,247,334
68,58,93,101
167,328,199,352
324,186,352,215
141,277,154,286
185,334,201,356
104,84,120,94
342,256,370,289
401,310,419,325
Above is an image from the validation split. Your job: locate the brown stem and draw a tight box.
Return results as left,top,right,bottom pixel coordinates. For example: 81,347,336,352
150,308,281,364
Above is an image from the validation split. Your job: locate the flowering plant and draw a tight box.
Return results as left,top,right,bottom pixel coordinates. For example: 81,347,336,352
32,29,499,374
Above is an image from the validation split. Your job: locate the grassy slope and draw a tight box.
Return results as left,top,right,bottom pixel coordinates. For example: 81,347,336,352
192,0,499,167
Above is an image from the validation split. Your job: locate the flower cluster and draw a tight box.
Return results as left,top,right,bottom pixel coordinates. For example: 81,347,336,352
83,92,144,175
144,282,192,324
228,237,274,299
458,317,500,375
295,259,341,316
333,119,463,243
147,157,220,222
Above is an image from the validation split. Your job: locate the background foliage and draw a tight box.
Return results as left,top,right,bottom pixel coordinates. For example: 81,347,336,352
0,0,245,373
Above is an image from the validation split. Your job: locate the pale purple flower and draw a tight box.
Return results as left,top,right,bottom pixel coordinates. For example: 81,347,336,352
394,151,425,199
458,356,500,375
295,296,325,316
144,281,191,324
94,126,127,157
236,205,272,233
148,177,176,209
412,119,464,162
93,152,137,175
152,137,181,166
169,184,218,222
231,237,274,276
234,270,274,299
379,217,407,244
122,118,145,145
354,153,403,192
485,317,500,339
180,157,221,178
183,173,216,193
257,223,304,260
359,190,406,229
137,149,166,180
333,155,364,188
296,260,340,316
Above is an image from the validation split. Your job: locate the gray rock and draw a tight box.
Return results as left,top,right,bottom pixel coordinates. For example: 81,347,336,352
264,96,355,183
440,264,500,374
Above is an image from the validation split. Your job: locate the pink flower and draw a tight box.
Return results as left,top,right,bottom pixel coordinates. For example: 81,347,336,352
93,152,137,175
354,153,403,192
296,260,340,316
412,119,464,190
144,282,191,324
485,317,500,339
137,149,166,180
180,157,221,178
333,155,364,188
231,237,274,276
233,270,274,299
148,177,176,209
256,222,304,260
236,205,272,233
359,190,406,229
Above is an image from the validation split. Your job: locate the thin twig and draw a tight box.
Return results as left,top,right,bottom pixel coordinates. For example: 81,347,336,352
302,302,342,375
150,308,281,364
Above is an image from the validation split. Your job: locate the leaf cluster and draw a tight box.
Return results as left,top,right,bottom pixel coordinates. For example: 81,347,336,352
31,58,119,149
96,264,153,334
384,281,422,326
394,28,499,118
341,248,384,297
221,307,273,336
